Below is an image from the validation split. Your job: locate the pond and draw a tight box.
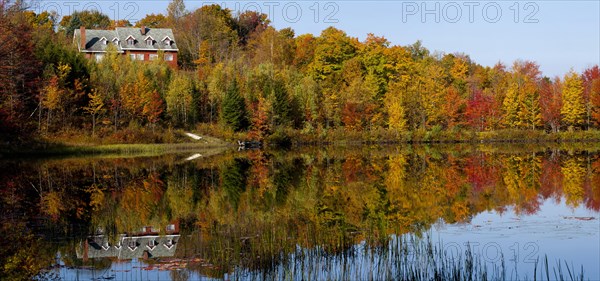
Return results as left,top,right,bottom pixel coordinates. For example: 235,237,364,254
0,144,598,280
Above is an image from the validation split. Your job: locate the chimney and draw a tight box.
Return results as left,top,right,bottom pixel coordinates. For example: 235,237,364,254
141,26,147,35
80,26,86,50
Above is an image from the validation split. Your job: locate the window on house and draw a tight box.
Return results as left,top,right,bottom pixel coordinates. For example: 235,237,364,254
149,54,158,61
163,39,171,46
129,54,136,60
166,224,176,231
127,38,135,45
95,53,104,62
146,39,153,46
136,53,145,60
164,53,174,61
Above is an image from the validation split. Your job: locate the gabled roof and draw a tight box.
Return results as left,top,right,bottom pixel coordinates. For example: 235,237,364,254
115,27,178,51
73,27,178,53
74,29,122,53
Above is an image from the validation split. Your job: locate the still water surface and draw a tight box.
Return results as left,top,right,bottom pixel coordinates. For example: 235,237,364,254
1,144,598,280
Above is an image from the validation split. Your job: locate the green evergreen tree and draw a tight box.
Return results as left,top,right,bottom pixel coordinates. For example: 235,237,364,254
221,79,249,131
269,80,291,127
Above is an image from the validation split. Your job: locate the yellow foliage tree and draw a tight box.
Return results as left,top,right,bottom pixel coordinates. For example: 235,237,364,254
84,89,105,137
561,70,585,130
384,82,407,133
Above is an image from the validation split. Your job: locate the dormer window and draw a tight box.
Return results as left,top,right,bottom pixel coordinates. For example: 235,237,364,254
162,36,173,47
144,36,154,47
126,35,135,46
112,37,119,45
100,37,107,45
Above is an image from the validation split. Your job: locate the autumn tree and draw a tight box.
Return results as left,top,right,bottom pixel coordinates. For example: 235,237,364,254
166,73,195,125
84,89,105,137
175,4,237,68
249,95,272,141
308,27,358,127
119,71,164,126
561,70,585,131
248,27,295,69
484,63,510,130
384,82,407,133
502,61,542,129
339,59,379,130
136,13,168,28
60,10,111,35
421,61,447,128
23,10,56,30
539,77,562,132
582,65,600,128
466,89,494,131
384,45,421,130
143,91,164,128
0,6,41,140
591,79,600,126
40,74,65,129
293,34,316,72
234,10,270,46
360,33,392,101
443,86,466,129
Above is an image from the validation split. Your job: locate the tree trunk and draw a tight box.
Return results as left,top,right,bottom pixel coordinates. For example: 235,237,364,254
92,114,96,137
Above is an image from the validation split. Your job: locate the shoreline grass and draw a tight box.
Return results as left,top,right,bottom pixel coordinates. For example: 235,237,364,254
0,142,234,159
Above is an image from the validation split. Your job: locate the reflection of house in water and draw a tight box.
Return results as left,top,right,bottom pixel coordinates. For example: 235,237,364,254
76,223,180,261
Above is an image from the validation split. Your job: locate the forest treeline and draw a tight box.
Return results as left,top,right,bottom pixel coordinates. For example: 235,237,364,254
1,0,600,145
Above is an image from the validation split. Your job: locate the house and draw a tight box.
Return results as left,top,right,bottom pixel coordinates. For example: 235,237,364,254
73,26,178,68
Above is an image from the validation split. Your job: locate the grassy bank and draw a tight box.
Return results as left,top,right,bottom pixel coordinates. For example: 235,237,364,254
0,127,232,158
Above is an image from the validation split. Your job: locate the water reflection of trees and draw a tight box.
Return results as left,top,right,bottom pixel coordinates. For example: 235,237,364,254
1,146,600,279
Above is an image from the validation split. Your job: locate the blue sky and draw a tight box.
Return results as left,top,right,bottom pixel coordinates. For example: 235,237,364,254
38,1,599,77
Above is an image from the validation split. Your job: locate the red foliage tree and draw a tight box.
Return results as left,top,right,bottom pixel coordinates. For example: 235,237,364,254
539,77,562,132
582,66,600,126
583,66,600,126
465,89,493,131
